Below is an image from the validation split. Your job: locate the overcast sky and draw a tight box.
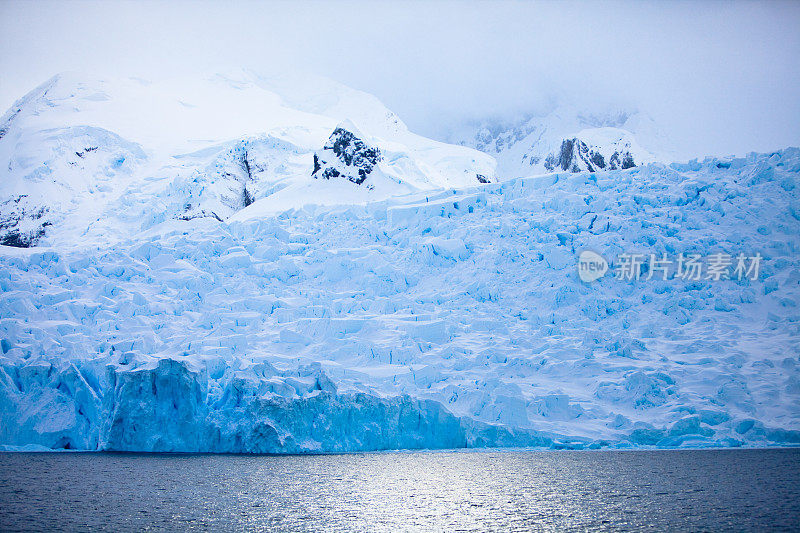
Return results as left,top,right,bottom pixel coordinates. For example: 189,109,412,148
1,0,798,159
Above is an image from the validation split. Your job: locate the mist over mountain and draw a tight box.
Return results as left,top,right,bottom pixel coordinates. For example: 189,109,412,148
1,1,798,160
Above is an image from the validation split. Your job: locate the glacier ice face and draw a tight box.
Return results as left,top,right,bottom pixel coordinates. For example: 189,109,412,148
1,148,799,452
0,358,555,453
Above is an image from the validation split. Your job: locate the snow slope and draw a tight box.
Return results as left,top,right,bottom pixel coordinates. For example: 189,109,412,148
0,70,495,247
448,104,674,179
1,148,799,452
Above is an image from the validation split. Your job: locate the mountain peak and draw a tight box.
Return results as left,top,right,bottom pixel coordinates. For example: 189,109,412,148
0,71,494,247
446,103,674,178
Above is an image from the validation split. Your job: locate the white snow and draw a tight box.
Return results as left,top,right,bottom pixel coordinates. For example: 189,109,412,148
0,70,495,247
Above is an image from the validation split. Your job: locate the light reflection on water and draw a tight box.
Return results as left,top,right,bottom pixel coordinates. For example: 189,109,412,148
1,448,798,531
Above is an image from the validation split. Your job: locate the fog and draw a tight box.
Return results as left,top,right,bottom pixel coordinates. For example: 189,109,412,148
1,0,798,159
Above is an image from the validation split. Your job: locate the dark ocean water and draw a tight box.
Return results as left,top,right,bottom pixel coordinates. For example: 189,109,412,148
1,448,798,531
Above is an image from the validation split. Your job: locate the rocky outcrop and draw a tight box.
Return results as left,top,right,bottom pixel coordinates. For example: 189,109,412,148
312,123,381,185
544,137,637,173
0,195,51,247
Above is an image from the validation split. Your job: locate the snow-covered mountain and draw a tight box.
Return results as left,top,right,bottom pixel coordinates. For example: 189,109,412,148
447,104,675,178
0,70,495,247
0,72,798,453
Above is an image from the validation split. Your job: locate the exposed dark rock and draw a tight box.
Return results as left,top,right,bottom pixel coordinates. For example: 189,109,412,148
0,108,21,141
622,153,636,169
240,150,256,208
0,195,51,248
544,138,637,173
559,138,577,171
1,229,45,248
543,153,557,172
74,146,98,159
476,174,490,184
243,187,254,207
312,126,381,185
178,209,223,222
609,152,621,170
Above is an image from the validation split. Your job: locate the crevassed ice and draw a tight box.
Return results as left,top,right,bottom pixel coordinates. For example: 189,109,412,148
1,150,799,452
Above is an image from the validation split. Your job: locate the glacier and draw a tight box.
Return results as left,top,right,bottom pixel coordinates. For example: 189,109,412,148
1,141,799,451
0,71,799,452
